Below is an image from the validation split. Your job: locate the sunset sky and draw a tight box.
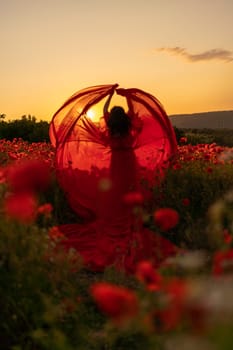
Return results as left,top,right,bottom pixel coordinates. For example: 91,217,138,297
1,0,233,121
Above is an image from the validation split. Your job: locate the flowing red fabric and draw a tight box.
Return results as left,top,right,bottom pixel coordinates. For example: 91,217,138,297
50,84,178,272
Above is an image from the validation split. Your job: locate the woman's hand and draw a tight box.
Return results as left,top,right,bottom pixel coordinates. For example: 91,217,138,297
103,85,118,115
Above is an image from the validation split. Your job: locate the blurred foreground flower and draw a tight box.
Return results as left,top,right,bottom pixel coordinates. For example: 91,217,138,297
37,203,53,217
5,191,37,223
179,137,187,144
136,260,162,291
147,278,188,332
223,229,232,245
161,278,188,330
182,198,190,207
6,159,51,193
213,249,233,275
48,226,65,241
90,282,139,324
154,208,179,231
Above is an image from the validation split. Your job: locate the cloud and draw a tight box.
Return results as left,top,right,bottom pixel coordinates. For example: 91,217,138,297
155,47,233,63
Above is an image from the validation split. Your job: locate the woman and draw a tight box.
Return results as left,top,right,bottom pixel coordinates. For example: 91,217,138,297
50,84,178,272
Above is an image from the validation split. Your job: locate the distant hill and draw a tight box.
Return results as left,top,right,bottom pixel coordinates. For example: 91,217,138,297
169,110,233,129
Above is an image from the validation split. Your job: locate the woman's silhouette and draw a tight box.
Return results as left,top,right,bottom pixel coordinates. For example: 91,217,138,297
50,84,178,272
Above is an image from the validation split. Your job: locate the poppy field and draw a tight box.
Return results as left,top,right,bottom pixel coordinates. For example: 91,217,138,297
1,138,233,350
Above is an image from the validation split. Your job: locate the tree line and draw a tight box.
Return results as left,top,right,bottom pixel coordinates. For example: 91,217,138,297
0,115,232,146
0,115,50,142
182,128,233,147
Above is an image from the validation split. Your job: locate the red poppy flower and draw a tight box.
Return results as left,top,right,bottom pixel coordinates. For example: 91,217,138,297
90,282,139,323
154,208,179,231
223,229,232,244
8,152,18,160
5,191,37,223
48,226,64,241
37,203,53,216
179,137,187,144
182,198,190,206
159,278,188,331
136,260,162,291
173,163,182,170
6,159,51,193
205,166,213,174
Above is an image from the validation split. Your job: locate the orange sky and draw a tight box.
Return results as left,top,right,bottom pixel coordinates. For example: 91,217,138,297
1,0,233,121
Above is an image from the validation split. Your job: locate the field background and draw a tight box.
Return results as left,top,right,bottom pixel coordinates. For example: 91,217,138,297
0,120,233,350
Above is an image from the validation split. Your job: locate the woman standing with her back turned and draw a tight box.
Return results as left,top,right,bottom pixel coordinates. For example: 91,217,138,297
58,88,178,273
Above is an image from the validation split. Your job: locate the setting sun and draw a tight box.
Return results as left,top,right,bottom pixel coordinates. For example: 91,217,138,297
86,109,95,121
85,102,107,123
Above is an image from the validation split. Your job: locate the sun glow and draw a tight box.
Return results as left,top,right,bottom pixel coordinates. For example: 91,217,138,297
86,104,104,123
86,109,95,121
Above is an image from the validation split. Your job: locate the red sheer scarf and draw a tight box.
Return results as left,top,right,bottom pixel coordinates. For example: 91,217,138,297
50,84,177,220
50,84,178,271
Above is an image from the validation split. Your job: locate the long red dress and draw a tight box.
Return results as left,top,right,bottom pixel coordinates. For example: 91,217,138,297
49,84,178,272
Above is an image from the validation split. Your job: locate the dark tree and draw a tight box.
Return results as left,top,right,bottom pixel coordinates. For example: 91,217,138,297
0,115,50,142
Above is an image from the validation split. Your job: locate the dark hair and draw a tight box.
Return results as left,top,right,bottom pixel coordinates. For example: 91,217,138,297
107,106,131,137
